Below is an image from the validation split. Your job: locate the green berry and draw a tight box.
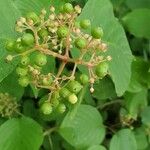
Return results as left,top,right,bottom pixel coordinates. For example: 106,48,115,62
63,3,74,13
75,38,87,49
68,93,78,104
42,76,53,86
5,40,15,52
59,88,71,98
34,52,47,66
67,80,83,94
57,103,66,113
20,56,30,66
15,42,26,53
95,62,109,78
40,102,53,115
21,33,34,46
80,19,91,29
79,74,89,85
39,28,49,38
26,12,40,24
16,66,28,76
18,76,30,87
91,27,103,39
57,26,69,38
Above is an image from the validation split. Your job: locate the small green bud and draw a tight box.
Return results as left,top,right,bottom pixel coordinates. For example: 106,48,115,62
21,33,34,46
68,93,78,104
63,3,74,13
57,26,69,38
75,38,87,49
95,62,109,78
18,76,30,87
40,102,53,115
57,103,66,113
91,27,103,39
80,19,91,29
16,66,28,76
79,74,89,85
34,52,47,67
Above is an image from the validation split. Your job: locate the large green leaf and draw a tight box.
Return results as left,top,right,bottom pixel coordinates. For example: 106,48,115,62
110,129,137,150
0,117,43,150
0,71,24,101
134,127,148,150
127,57,149,93
0,0,21,82
93,77,117,100
122,9,150,39
87,145,106,150
59,105,105,149
141,106,150,127
126,0,150,9
124,89,148,119
72,0,132,96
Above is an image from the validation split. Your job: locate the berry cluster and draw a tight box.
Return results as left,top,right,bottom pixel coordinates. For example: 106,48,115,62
0,93,19,118
5,3,111,115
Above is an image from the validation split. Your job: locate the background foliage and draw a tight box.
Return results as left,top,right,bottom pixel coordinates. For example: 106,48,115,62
0,0,150,150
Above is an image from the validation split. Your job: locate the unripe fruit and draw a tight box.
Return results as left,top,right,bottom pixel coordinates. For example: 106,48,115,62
91,27,103,39
80,19,91,29
95,62,109,78
18,76,30,87
26,12,40,24
40,102,53,115
57,26,69,38
39,28,49,38
21,33,34,46
16,66,28,76
20,56,30,66
15,42,26,53
34,52,47,66
67,80,82,94
68,93,78,104
75,38,87,49
42,76,53,86
79,74,89,85
59,88,71,98
57,103,66,113
63,3,74,13
5,40,15,52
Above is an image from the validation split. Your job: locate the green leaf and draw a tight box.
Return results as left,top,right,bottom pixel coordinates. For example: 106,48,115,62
127,57,149,93
122,9,150,39
134,127,148,150
124,89,148,119
126,0,150,9
72,0,133,96
93,77,117,100
0,0,21,82
59,105,105,149
0,71,24,101
141,106,150,127
0,117,43,150
87,145,106,150
110,129,137,150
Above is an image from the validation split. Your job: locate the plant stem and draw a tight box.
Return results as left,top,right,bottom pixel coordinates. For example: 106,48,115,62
97,99,123,110
43,126,58,136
